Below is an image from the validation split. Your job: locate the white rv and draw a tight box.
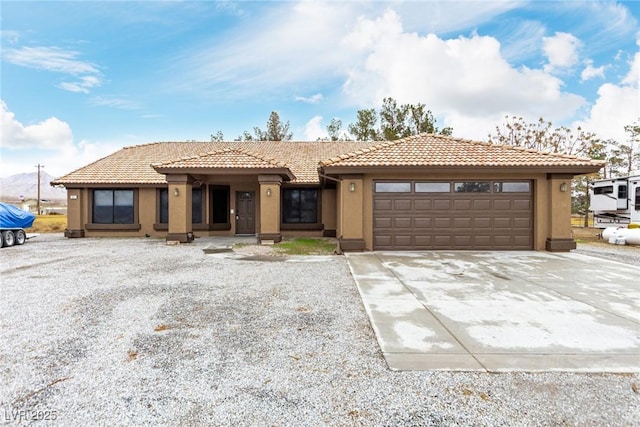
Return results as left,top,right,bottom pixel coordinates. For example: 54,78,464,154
589,174,640,228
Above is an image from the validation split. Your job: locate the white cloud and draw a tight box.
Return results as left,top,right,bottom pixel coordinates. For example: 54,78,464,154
542,32,582,73
303,116,326,141
1,100,73,150
339,10,585,137
575,49,640,142
3,46,102,93
3,46,99,75
0,101,121,177
90,95,140,110
58,76,102,94
581,61,606,81
295,93,323,104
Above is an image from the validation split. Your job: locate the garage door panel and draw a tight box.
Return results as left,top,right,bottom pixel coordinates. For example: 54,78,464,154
373,180,532,250
473,199,491,210
433,199,451,210
394,217,412,228
414,235,432,246
513,199,531,210
414,199,432,210
494,199,511,210
414,217,432,228
514,218,531,228
394,235,412,246
434,217,452,228
374,217,392,228
454,217,472,228
393,199,412,210
374,199,393,210
454,199,472,209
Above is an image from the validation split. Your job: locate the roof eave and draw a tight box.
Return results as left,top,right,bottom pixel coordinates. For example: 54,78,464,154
320,164,604,176
152,166,295,181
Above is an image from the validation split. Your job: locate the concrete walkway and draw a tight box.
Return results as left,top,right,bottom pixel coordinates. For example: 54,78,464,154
346,251,640,372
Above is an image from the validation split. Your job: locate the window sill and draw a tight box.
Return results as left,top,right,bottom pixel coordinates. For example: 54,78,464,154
281,223,323,231
153,223,168,231
86,223,141,231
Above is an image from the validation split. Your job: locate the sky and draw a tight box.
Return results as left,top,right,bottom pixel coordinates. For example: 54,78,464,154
1,0,639,179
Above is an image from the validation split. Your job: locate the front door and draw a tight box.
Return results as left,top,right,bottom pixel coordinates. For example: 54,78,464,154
235,191,255,234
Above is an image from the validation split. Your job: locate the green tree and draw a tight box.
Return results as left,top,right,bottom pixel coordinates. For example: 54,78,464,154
324,118,350,141
235,111,293,141
349,98,452,141
348,108,380,141
210,130,224,142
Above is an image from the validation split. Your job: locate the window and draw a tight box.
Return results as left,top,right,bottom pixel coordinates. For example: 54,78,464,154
192,188,203,224
415,182,450,193
159,189,169,223
282,189,318,223
594,185,614,195
211,186,229,224
618,185,628,200
454,182,491,192
93,190,134,224
158,187,203,224
636,187,640,211
375,182,411,193
494,182,531,192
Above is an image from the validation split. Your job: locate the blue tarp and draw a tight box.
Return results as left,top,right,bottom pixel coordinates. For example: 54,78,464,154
0,202,36,229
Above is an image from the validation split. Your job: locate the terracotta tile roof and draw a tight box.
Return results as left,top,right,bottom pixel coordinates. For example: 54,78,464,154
51,134,603,186
52,141,377,185
319,134,604,168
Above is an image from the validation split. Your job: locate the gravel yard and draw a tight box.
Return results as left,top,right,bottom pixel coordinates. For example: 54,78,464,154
1,234,638,426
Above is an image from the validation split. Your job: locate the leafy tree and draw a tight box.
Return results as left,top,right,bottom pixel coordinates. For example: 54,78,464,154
210,130,224,142
234,111,293,141
323,118,351,141
348,97,452,141
608,122,640,176
348,108,380,141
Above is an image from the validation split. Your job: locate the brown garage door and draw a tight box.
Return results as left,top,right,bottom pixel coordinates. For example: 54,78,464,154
373,181,532,250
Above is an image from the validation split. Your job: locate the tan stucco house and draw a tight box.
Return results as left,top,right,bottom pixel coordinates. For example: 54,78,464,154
51,134,603,251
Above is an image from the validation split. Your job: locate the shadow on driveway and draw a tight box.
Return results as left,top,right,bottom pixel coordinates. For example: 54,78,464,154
346,251,640,372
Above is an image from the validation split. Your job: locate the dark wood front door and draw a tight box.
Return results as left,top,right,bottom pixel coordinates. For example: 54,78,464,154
235,191,255,234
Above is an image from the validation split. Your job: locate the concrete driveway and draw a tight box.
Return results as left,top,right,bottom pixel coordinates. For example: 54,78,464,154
346,251,640,372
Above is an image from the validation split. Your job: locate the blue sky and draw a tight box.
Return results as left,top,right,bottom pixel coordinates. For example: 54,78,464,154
1,0,639,178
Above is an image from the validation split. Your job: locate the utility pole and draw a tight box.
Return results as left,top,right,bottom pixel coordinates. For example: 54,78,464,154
36,164,44,215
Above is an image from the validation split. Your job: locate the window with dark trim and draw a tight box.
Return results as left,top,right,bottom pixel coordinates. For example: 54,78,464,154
454,182,491,192
192,188,203,224
375,182,411,193
594,185,614,195
282,189,318,224
93,189,134,224
159,189,169,224
635,187,640,211
618,185,628,200
494,182,531,193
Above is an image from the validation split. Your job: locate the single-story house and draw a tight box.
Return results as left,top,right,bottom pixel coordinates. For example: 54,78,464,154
51,133,603,251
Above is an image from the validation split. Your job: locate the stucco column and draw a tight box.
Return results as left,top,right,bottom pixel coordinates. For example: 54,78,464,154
545,173,576,251
166,174,194,243
258,175,282,243
338,175,365,251
64,188,85,238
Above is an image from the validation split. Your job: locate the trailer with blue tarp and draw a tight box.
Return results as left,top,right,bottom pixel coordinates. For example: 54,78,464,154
0,202,36,247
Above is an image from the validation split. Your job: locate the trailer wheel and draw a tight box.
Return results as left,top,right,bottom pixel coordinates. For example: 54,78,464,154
15,230,26,245
2,230,15,247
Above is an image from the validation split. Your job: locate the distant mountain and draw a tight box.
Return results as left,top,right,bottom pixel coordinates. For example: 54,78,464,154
0,172,67,201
